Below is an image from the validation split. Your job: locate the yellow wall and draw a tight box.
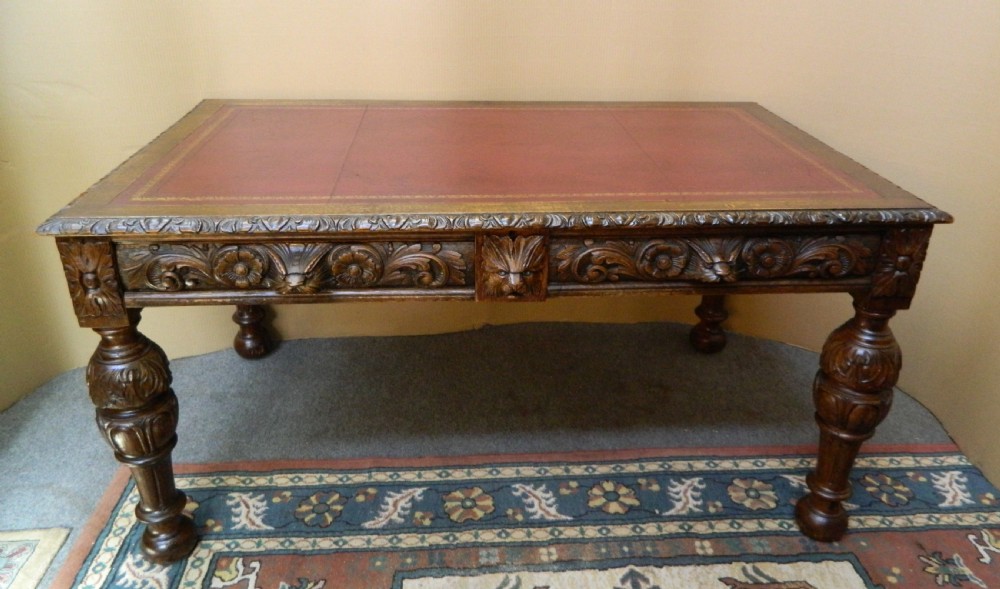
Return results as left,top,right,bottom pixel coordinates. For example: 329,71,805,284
2,2,998,477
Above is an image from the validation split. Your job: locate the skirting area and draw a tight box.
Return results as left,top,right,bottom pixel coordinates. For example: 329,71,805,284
0,322,953,587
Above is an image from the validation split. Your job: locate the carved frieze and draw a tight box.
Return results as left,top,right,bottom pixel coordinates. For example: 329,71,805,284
477,234,548,301
57,238,127,325
117,241,471,293
552,234,879,285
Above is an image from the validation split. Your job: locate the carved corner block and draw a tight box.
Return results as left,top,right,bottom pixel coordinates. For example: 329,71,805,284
57,238,129,328
476,233,548,302
866,227,933,310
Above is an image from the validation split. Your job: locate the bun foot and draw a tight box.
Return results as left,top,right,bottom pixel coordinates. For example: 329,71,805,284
140,512,198,564
795,493,847,542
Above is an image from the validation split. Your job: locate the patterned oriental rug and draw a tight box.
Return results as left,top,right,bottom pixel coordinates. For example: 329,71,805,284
53,446,1000,589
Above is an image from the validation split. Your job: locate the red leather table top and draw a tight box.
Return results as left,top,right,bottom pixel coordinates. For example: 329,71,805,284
117,104,874,207
40,101,947,235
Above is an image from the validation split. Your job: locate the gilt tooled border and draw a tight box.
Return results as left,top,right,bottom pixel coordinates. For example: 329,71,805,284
37,208,952,237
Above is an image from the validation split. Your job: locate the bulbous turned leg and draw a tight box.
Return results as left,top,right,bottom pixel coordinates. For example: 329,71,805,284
232,304,272,359
689,294,728,353
88,310,197,563
795,300,899,541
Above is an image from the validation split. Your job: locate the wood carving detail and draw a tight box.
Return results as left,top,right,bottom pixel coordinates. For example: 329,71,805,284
118,242,471,293
38,208,952,237
57,239,126,323
553,235,878,285
87,315,197,562
477,234,548,301
870,228,931,301
819,318,902,394
87,324,172,410
97,393,179,461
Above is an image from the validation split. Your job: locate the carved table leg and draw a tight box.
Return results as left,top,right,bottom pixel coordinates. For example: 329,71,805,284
689,294,728,353
232,304,273,359
88,309,197,563
795,297,899,541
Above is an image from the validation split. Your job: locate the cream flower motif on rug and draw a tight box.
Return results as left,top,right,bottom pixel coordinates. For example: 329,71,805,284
861,473,913,507
442,487,495,523
295,491,347,528
587,481,641,515
727,478,778,510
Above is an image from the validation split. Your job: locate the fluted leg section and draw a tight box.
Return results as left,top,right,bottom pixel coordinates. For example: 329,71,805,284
232,304,272,359
689,294,728,353
88,310,197,563
795,300,899,541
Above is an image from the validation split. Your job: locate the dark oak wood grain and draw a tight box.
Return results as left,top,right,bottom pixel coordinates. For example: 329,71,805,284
40,101,951,562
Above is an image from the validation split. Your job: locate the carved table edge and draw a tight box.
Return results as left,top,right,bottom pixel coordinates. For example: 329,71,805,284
36,207,953,237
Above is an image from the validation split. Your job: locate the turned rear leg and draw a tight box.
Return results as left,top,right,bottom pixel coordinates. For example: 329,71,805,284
689,294,728,353
232,304,274,359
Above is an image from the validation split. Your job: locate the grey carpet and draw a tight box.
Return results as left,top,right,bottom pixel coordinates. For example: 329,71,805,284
0,321,952,588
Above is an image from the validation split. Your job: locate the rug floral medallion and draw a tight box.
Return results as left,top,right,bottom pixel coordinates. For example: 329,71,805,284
56,446,1000,589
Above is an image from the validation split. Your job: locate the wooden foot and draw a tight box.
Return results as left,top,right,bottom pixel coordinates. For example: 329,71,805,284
232,304,272,359
87,310,197,563
689,294,728,353
795,298,898,542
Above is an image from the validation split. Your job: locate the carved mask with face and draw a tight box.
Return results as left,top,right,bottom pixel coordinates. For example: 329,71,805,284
480,234,547,300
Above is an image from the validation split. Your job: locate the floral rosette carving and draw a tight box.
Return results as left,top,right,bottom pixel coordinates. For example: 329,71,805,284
328,245,384,287
637,241,690,279
741,240,795,278
58,239,125,320
211,247,268,289
871,228,930,300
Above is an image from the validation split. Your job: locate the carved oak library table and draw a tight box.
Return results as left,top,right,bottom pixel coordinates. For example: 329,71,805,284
39,101,951,563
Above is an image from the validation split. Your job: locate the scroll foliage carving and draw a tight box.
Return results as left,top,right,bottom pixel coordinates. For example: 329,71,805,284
57,239,126,323
553,234,878,285
118,241,471,293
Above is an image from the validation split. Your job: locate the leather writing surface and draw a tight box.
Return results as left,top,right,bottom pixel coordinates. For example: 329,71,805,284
114,104,877,207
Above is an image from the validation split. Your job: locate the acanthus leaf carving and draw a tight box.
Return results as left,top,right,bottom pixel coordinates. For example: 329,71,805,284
86,325,172,410
552,234,879,285
688,238,744,283
554,239,689,283
382,243,467,287
98,393,179,460
263,243,332,294
117,241,472,293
